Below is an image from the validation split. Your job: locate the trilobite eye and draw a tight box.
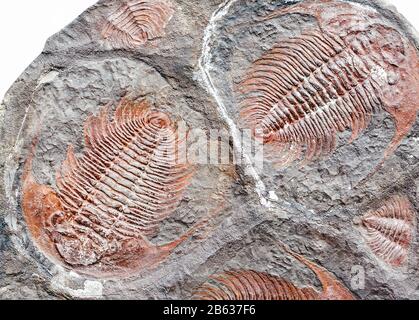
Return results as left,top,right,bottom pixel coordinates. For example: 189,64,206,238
382,46,405,65
254,125,275,143
48,211,65,226
148,112,171,128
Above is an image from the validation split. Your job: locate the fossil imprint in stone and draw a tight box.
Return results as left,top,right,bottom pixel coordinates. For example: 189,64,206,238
194,270,318,300
21,99,203,278
194,245,355,300
102,0,175,49
358,195,416,267
238,0,419,167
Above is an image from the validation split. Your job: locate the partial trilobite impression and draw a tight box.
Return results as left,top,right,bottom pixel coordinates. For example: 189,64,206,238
360,195,416,267
193,245,355,300
238,0,419,167
22,99,202,278
102,0,175,49
194,270,318,300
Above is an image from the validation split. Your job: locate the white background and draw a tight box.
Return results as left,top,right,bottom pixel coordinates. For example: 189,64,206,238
0,0,418,100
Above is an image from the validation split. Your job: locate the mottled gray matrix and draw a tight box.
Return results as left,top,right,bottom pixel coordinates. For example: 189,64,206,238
0,0,418,300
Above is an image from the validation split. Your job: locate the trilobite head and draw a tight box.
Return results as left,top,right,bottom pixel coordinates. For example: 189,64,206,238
147,111,172,128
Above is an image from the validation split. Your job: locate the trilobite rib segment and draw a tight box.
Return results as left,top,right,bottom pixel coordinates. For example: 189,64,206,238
239,30,384,165
54,100,193,266
102,0,175,48
361,196,415,266
194,270,318,300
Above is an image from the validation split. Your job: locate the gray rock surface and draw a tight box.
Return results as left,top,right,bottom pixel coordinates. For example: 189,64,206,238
0,0,418,299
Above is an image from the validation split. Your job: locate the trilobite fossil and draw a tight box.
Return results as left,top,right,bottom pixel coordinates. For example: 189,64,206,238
193,244,355,300
359,195,416,267
238,0,419,168
193,270,318,300
102,0,175,49
21,99,205,278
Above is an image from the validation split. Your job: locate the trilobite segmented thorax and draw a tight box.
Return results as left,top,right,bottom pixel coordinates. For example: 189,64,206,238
360,195,416,267
22,99,198,277
193,270,318,300
102,0,175,49
194,244,356,301
238,0,419,167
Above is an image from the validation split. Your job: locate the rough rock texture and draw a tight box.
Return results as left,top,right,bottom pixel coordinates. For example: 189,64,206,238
0,0,418,299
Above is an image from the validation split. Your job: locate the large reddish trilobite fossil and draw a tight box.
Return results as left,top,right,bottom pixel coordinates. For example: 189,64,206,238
22,99,201,278
238,0,419,167
359,195,416,267
102,0,175,49
193,245,355,300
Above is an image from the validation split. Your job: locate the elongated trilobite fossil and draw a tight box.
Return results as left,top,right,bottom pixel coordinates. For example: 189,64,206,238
193,244,355,300
359,195,416,267
102,0,175,49
22,99,202,278
238,0,419,167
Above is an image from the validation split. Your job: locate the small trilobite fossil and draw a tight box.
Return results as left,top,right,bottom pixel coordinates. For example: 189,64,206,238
22,99,204,278
193,244,355,300
102,0,175,49
359,195,416,267
238,0,419,167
